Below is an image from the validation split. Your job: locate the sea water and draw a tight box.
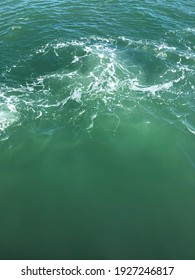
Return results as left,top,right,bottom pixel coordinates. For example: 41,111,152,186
0,0,195,259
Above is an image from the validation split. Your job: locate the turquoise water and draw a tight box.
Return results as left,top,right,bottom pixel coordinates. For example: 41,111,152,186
0,0,195,259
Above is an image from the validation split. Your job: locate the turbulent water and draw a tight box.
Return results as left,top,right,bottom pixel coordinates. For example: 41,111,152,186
0,0,195,259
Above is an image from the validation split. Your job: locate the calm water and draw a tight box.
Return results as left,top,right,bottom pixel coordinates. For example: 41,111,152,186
0,0,195,259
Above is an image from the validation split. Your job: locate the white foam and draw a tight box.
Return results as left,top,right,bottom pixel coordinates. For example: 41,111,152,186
129,79,173,95
70,88,82,103
87,113,97,130
187,126,195,135
1,35,194,136
0,107,19,132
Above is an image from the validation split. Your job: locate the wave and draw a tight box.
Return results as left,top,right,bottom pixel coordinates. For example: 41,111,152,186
0,36,194,140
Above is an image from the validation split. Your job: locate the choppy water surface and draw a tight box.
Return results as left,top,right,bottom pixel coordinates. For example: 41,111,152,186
0,0,195,259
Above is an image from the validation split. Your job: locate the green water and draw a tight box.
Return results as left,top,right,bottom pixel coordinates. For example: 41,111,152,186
0,0,195,259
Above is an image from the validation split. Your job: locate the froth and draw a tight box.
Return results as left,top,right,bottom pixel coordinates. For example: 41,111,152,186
1,36,194,139
0,104,19,132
